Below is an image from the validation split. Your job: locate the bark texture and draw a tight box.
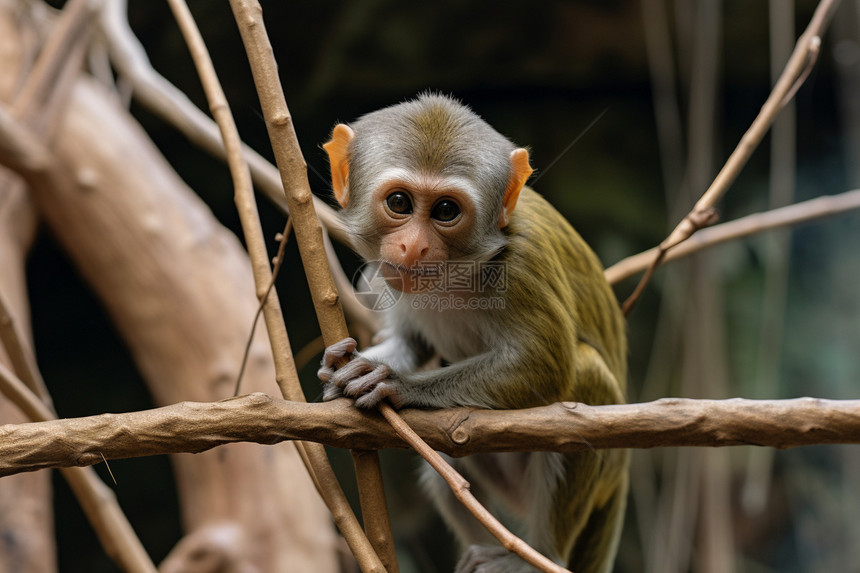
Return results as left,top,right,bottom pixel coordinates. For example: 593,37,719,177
1,395,858,478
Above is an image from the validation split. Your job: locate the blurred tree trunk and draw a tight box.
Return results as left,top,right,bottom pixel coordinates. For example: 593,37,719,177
0,176,55,573
0,9,56,572
0,3,339,571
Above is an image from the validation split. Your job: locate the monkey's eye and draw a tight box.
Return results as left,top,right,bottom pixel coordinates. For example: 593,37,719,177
385,191,412,214
431,199,461,223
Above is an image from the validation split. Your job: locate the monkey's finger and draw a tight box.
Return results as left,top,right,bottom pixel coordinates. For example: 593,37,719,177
341,364,391,398
354,381,400,410
321,337,358,369
321,382,343,401
317,364,335,383
329,357,379,386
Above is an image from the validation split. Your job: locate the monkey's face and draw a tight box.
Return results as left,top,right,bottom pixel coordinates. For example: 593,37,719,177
323,96,534,294
370,173,478,294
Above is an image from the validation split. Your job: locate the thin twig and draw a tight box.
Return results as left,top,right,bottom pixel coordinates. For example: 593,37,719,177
234,217,292,396
380,406,571,573
621,0,841,315
604,188,860,285
0,288,52,406
99,452,118,486
164,2,386,572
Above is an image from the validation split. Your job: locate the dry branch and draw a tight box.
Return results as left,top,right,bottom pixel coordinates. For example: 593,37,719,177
604,188,860,284
168,3,382,572
378,404,570,573
4,67,336,572
1,393,858,478
621,0,841,314
96,0,348,243
227,3,398,572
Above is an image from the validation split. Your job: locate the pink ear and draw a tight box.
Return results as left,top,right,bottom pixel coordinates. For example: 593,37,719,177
323,124,355,208
498,148,532,228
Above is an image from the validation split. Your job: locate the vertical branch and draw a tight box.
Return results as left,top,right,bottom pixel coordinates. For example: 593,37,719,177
164,1,387,572
224,2,398,572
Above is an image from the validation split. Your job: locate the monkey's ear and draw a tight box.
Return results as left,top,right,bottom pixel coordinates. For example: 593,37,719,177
499,148,533,228
323,124,355,208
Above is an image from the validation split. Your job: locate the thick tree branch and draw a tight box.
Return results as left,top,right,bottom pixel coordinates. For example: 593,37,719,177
1,393,857,478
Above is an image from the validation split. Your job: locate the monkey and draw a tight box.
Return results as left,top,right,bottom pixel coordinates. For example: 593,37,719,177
318,93,628,573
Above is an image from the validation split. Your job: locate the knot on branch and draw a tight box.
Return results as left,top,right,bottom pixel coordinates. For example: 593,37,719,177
660,208,720,252
445,410,476,446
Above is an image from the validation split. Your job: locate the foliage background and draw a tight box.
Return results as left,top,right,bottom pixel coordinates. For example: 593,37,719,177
31,0,860,571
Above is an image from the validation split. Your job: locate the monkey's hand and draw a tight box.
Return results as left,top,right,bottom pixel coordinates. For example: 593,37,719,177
317,337,405,409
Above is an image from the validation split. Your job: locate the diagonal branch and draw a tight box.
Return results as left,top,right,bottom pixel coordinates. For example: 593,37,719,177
621,0,841,315
164,2,386,572
604,188,860,285
96,0,348,242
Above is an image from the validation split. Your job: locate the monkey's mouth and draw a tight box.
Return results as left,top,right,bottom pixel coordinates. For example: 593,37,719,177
382,261,443,277
380,261,443,294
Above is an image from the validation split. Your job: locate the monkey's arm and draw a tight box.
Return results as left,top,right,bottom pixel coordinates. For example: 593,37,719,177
321,335,572,410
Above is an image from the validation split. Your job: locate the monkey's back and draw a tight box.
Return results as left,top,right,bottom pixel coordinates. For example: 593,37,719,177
502,187,627,402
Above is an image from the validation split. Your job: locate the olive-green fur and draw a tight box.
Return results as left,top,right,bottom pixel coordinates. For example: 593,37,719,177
500,187,629,571
491,187,626,405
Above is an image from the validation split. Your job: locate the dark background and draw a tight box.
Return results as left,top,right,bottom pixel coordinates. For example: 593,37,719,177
30,0,860,571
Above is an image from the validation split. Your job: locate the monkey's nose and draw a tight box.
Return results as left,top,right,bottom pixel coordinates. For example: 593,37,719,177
399,242,429,267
